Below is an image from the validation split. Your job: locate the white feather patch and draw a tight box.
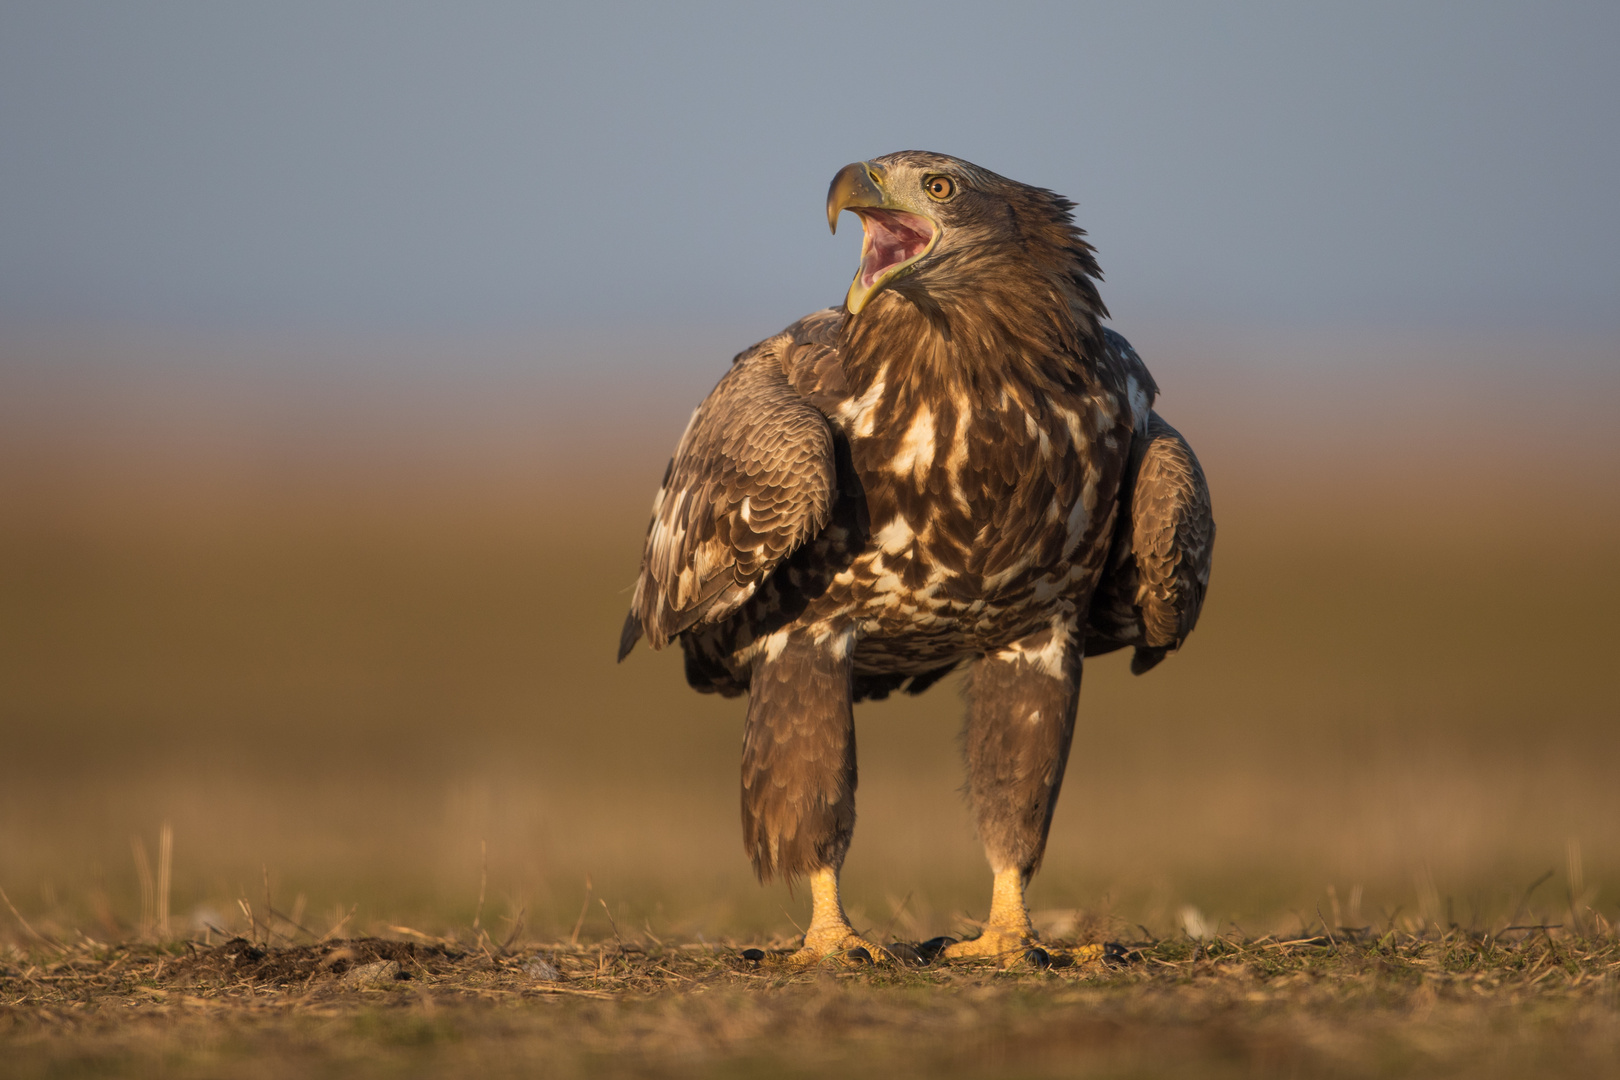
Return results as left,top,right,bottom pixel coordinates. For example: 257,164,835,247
830,623,856,659
764,629,791,662
982,551,1034,592
1126,376,1150,437
872,572,903,594
1061,496,1087,558
837,369,888,438
873,516,915,554
946,400,973,511
890,407,936,477
994,616,1072,679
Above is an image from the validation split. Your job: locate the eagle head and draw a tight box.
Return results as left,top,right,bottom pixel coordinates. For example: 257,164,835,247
826,150,1093,316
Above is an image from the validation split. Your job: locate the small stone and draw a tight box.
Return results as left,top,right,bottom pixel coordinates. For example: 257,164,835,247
340,960,401,988
739,948,766,962
523,958,562,981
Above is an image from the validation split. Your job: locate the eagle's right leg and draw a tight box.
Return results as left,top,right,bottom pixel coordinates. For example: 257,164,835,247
740,623,886,963
945,618,1082,963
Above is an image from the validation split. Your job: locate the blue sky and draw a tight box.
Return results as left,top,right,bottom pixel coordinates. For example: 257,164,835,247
2,1,1617,343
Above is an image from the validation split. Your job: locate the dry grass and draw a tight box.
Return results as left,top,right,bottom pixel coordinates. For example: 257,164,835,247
4,923,1620,1079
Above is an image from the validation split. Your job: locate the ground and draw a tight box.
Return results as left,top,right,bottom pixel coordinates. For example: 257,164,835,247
4,925,1619,1079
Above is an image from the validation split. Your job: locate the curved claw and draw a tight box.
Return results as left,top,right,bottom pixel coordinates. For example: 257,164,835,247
889,936,955,966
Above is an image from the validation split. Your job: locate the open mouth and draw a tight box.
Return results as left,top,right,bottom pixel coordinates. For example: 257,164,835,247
855,208,937,289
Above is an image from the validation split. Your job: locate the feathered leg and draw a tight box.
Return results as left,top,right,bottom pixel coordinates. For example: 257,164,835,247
945,617,1081,962
740,623,886,963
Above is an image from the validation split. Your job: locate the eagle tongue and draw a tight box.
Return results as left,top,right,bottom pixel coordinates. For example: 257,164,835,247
859,209,934,289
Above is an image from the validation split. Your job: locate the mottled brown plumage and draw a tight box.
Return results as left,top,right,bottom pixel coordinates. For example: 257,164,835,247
1084,410,1215,674
619,151,1214,962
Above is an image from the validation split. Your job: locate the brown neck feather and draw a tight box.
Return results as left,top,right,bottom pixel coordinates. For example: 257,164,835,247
837,239,1110,402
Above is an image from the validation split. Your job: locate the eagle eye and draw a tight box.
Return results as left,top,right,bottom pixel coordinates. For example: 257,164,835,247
924,175,956,201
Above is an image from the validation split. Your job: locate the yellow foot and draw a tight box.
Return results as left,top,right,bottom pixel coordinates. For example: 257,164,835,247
790,926,892,967
1068,942,1108,965
942,925,1041,965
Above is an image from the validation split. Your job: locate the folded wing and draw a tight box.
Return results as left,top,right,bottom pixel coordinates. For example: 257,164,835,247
1085,411,1215,673
619,335,837,658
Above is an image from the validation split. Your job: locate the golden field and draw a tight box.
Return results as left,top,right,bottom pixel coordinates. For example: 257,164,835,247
1,327,1617,1076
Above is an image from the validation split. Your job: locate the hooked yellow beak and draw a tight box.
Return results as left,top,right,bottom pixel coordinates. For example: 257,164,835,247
826,161,886,234
825,160,939,314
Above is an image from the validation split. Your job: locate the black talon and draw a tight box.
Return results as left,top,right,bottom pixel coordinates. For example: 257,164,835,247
1103,941,1132,966
740,948,765,962
916,936,956,964
846,946,873,964
1025,947,1051,970
887,942,926,966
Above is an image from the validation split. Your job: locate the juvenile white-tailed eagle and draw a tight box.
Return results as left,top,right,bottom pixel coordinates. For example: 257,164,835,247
620,152,1213,964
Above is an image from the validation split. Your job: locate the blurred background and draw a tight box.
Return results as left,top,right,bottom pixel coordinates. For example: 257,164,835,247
2,2,1617,947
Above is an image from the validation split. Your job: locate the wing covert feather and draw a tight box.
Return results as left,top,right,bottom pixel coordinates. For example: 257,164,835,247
622,335,837,655
1084,410,1214,673
1131,412,1214,650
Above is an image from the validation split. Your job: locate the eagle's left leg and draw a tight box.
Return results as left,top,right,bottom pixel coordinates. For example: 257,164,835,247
944,617,1081,962
740,623,888,964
